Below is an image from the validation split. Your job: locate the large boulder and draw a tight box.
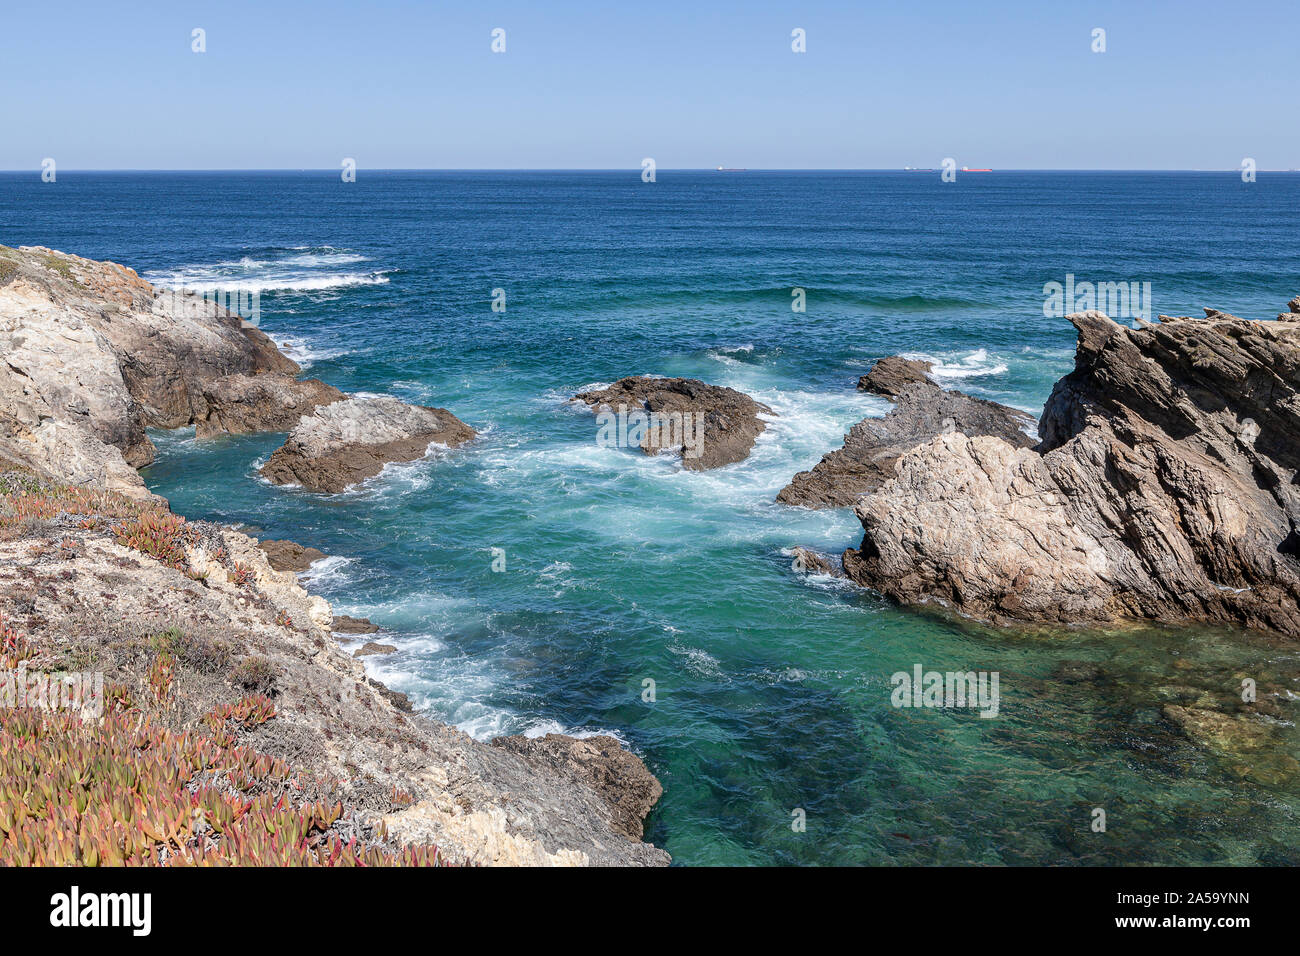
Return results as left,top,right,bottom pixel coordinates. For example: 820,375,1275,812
260,396,476,493
843,309,1300,638
573,376,773,470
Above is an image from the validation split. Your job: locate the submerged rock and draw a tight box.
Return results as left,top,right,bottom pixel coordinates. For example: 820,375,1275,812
1160,704,1300,786
843,307,1300,638
197,373,344,437
779,357,1036,509
574,376,773,470
1162,705,1272,754
260,396,476,493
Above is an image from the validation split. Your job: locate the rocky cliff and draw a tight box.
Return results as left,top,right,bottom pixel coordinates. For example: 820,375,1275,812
842,307,1300,638
0,245,294,495
0,245,668,866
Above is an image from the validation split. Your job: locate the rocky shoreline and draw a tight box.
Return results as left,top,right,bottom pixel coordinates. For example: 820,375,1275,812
7,241,1300,864
0,245,668,866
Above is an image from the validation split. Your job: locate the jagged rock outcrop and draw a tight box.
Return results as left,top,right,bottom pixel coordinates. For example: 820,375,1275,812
491,733,664,841
0,415,159,502
843,307,1300,638
197,373,344,437
779,357,1037,508
574,376,773,470
0,244,298,493
856,355,933,396
260,396,476,493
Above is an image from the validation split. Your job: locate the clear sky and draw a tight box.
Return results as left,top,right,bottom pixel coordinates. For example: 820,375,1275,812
3,0,1296,170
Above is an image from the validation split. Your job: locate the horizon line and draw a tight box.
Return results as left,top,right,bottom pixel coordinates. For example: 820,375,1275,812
2,167,1298,175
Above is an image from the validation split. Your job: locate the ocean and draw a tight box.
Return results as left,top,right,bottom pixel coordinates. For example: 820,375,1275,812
3,169,1299,865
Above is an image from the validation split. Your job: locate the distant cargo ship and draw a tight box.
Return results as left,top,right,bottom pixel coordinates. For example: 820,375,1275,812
715,166,747,171
961,167,993,172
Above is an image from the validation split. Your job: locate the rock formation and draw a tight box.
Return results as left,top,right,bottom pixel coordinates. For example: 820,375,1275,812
842,308,1300,639
197,373,344,437
779,357,1037,508
0,244,301,496
257,538,328,572
789,546,837,576
855,355,934,396
0,246,669,866
492,733,664,841
574,376,773,470
332,614,380,635
0,480,667,865
354,641,398,657
260,396,477,493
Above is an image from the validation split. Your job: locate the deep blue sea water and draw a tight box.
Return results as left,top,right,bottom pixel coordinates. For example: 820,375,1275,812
3,170,1300,865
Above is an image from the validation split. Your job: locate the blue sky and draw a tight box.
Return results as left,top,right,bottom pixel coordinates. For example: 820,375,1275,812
3,0,1296,170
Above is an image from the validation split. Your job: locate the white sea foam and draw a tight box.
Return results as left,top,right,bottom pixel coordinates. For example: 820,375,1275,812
299,555,355,589
143,245,389,296
669,642,729,681
901,348,1009,379
153,272,389,293
269,335,352,367
521,720,631,746
707,343,757,366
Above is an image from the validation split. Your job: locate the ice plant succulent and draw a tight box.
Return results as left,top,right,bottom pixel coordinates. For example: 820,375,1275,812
112,512,194,571
0,704,446,866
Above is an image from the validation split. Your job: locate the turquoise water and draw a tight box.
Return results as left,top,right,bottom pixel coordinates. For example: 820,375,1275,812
4,171,1300,864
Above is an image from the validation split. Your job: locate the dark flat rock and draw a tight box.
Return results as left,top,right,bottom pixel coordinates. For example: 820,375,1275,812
574,376,772,470
332,614,379,635
258,538,327,572
856,355,933,396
